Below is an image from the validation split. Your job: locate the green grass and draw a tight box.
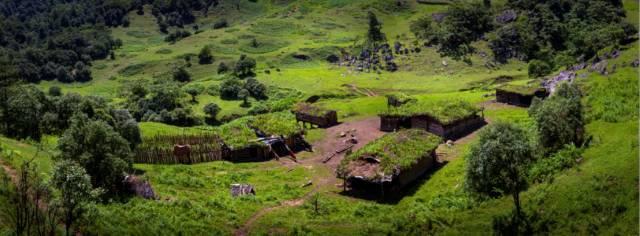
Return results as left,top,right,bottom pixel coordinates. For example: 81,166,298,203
0,1,635,235
497,84,544,95
380,99,481,125
88,161,315,235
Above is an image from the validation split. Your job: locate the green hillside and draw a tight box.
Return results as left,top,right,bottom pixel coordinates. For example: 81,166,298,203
0,0,638,235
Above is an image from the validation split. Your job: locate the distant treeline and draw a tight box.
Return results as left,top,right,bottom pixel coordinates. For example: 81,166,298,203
0,0,223,85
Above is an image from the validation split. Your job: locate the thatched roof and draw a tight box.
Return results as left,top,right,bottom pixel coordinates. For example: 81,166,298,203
497,84,546,96
379,100,481,125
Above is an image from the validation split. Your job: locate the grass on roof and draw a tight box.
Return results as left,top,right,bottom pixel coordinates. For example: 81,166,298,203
248,112,303,137
497,84,543,96
214,118,261,149
385,92,416,104
379,100,480,125
293,102,332,116
339,129,441,179
214,112,303,149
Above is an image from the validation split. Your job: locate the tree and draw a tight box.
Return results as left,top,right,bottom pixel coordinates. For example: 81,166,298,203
465,122,534,216
203,103,221,124
218,62,230,74
183,84,204,102
6,160,56,236
110,109,142,149
57,113,132,196
529,82,584,153
238,89,250,107
73,62,92,82
234,55,256,78
244,78,267,100
173,67,191,82
367,11,386,46
4,85,45,140
48,86,62,96
410,16,437,45
219,78,243,100
198,46,214,64
53,160,101,236
527,60,552,78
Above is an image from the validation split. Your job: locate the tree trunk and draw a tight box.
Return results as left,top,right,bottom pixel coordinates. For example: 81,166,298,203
513,192,521,216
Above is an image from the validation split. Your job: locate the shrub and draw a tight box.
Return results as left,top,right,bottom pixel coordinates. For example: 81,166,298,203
198,46,214,65
244,78,267,100
218,62,230,74
529,82,584,153
527,60,552,78
203,103,221,124
234,55,256,78
219,78,243,100
213,19,228,29
206,84,220,96
529,144,583,183
48,86,62,96
173,67,191,82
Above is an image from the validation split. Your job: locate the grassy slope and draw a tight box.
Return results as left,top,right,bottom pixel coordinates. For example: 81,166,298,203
0,0,636,235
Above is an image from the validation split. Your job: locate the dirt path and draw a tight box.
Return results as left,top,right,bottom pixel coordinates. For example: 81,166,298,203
0,159,18,182
234,118,385,236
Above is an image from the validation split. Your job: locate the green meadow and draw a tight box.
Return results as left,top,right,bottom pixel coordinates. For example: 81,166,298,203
1,0,638,235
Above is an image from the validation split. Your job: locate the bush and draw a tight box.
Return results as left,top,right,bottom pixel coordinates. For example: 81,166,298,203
219,78,243,100
529,144,583,183
165,30,192,43
213,19,228,29
206,84,220,96
244,78,267,100
173,67,191,82
527,60,552,78
203,103,221,124
234,55,256,78
529,83,584,153
218,62,230,74
48,86,62,96
248,102,269,115
198,46,214,65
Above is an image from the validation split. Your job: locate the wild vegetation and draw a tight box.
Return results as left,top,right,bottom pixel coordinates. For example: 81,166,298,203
0,0,637,235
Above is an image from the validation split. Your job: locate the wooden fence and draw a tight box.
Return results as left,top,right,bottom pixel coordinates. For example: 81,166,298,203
134,134,225,164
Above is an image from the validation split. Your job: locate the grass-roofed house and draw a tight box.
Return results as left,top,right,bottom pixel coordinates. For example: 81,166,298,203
133,112,310,164
496,84,549,107
337,129,441,196
379,100,486,140
293,103,338,128
217,112,310,162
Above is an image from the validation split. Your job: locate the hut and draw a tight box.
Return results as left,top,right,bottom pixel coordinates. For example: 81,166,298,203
293,103,338,128
496,85,549,107
378,100,486,140
218,112,309,162
337,129,441,197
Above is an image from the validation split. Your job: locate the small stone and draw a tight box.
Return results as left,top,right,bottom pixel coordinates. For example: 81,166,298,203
339,132,346,137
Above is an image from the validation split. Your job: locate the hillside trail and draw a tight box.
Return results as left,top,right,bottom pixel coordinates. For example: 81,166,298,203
235,117,385,236
343,84,378,97
0,159,17,182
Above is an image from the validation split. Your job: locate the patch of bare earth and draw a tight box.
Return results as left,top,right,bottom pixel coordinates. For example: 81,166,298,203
234,118,385,236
